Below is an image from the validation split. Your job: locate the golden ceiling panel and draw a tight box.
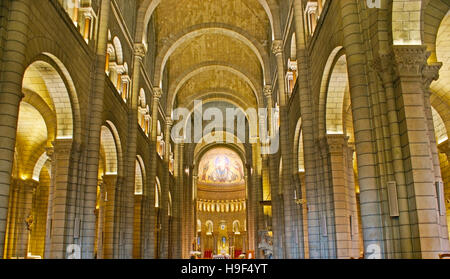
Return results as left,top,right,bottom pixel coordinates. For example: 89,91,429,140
167,33,263,83
176,69,257,107
154,0,270,49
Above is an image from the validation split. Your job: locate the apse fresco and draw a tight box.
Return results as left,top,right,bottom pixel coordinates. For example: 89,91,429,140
198,148,244,185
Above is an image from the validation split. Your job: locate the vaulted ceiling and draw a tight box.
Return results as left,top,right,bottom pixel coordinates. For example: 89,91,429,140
148,0,273,113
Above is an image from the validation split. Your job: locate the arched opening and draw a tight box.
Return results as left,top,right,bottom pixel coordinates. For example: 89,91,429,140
430,6,450,244
4,58,75,259
133,156,145,258
154,176,162,258
322,52,363,258
194,147,247,259
94,124,121,259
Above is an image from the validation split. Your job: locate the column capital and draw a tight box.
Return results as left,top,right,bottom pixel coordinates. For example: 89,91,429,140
271,40,283,55
153,87,163,100
134,43,147,59
371,53,395,80
438,140,450,157
393,45,429,78
165,118,173,127
325,134,349,154
52,138,73,154
422,62,442,90
263,85,273,98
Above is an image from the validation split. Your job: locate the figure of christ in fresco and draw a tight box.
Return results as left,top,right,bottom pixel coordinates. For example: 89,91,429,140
209,156,236,183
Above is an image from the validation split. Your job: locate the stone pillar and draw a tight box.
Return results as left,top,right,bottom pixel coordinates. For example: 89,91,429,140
96,180,105,259
393,45,450,258
372,53,413,258
273,39,302,259
251,143,264,259
339,0,386,258
132,194,142,259
4,179,20,258
0,0,31,258
47,139,73,259
81,0,110,259
160,119,172,258
122,43,146,259
293,0,322,259
5,179,36,258
326,134,360,258
102,175,117,259
172,143,184,258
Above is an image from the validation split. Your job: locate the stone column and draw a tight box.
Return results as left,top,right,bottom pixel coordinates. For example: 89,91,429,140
102,174,117,259
4,179,20,258
251,142,264,259
96,180,105,259
339,0,386,258
172,143,184,258
293,0,321,259
7,179,36,258
326,134,360,258
132,194,142,259
393,45,450,258
372,53,413,258
0,0,31,257
119,43,146,259
81,0,110,259
47,139,73,259
160,119,173,258
273,39,302,259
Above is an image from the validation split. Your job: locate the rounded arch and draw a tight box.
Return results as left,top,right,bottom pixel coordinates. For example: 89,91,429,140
136,0,277,46
100,125,119,175
21,89,56,143
318,46,345,138
193,134,247,168
135,155,146,195
154,25,270,86
32,152,50,182
23,38,83,144
155,176,161,208
205,220,214,235
23,59,74,140
290,33,297,61
293,118,305,173
432,106,449,144
325,54,349,135
232,220,241,233
168,62,262,112
113,37,124,65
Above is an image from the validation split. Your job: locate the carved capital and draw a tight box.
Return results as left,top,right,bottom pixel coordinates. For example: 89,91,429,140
263,85,273,98
165,118,173,128
52,139,73,155
272,40,283,55
326,134,349,155
134,43,147,59
438,139,450,158
393,46,429,78
422,62,442,90
153,87,163,100
371,53,395,81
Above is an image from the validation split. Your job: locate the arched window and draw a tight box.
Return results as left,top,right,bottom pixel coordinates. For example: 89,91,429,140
106,36,130,103
233,220,241,235
305,1,319,36
205,220,214,235
155,177,161,208
60,0,96,43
